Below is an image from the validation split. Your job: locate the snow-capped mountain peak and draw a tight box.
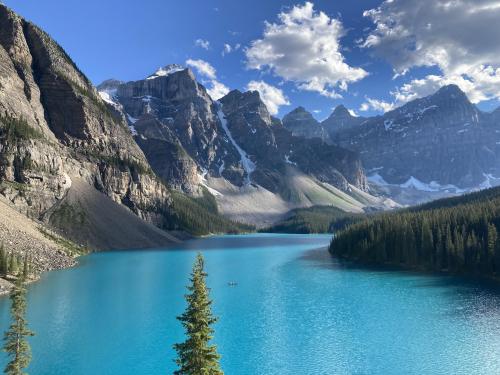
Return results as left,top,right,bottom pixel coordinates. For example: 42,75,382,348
146,64,185,80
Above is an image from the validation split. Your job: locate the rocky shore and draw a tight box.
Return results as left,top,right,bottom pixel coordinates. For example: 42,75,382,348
0,196,78,294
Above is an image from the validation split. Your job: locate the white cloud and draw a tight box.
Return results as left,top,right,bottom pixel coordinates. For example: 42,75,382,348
207,80,230,101
360,98,395,113
195,39,210,50
246,80,290,115
222,44,232,56
246,2,368,98
186,59,229,100
186,59,216,80
363,0,500,103
392,68,500,105
222,43,241,56
347,109,359,117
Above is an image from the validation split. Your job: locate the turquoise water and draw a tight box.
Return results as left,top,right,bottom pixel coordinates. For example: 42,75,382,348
0,234,499,374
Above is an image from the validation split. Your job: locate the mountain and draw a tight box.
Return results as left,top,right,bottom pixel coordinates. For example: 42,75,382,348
321,105,365,134
282,106,330,141
325,85,500,204
0,5,224,252
100,68,393,227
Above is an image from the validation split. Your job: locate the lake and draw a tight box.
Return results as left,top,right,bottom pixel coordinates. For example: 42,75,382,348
0,234,499,374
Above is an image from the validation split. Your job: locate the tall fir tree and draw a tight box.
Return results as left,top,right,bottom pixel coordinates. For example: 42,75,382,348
8,253,17,277
22,254,29,281
0,243,6,277
173,253,223,375
3,277,34,375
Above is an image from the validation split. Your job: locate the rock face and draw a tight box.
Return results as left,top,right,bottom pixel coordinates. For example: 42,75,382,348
219,90,367,192
102,70,369,197
321,105,365,134
282,107,329,142
99,66,243,191
0,5,175,241
100,71,376,225
330,85,500,189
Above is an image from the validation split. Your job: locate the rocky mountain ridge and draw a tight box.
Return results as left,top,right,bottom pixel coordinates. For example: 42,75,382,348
282,85,500,205
99,66,392,226
0,4,180,250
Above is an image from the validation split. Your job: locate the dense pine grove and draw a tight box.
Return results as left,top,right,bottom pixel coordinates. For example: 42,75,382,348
265,206,362,234
167,188,253,236
330,187,500,277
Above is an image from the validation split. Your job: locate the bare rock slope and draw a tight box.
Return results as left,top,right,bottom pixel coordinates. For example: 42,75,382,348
0,4,181,249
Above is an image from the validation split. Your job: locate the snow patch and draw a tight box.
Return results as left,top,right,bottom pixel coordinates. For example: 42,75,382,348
147,64,184,80
400,177,438,192
369,174,466,193
479,173,500,190
383,119,393,131
126,113,139,135
417,105,437,115
217,105,256,185
367,173,390,186
126,114,138,136
126,114,138,124
98,89,121,109
284,155,297,166
198,170,223,197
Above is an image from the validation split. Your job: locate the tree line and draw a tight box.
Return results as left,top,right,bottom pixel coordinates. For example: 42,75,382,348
1,250,223,374
265,206,362,234
330,186,500,277
1,244,34,375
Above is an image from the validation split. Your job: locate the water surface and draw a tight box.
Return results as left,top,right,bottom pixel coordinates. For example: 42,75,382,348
0,234,499,374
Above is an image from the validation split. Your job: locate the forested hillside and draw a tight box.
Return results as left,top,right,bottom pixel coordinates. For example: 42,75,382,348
330,187,500,277
265,206,362,234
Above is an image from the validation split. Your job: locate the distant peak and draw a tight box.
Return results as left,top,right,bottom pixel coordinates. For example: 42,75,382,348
283,107,317,124
146,64,185,80
331,104,351,117
434,84,467,98
97,79,123,91
288,106,309,114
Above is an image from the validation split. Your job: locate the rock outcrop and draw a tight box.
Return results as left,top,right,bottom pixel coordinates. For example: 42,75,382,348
99,70,376,225
321,105,365,134
0,5,177,248
101,68,369,196
282,106,329,142
330,85,500,189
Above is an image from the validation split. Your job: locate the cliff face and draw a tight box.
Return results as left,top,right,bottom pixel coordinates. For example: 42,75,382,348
109,66,242,190
103,70,368,194
0,5,172,238
321,105,365,134
219,90,367,192
330,85,500,189
100,71,375,226
282,106,330,142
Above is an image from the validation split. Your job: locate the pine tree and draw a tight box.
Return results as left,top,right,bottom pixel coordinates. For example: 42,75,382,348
3,277,34,375
487,224,498,273
22,254,29,281
0,244,7,277
173,253,223,375
8,253,17,277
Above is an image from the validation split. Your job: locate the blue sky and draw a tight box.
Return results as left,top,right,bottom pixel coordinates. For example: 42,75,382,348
5,0,500,119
